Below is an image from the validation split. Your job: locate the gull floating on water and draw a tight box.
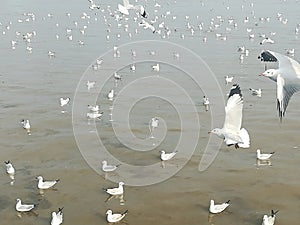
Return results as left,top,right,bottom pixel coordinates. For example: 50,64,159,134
51,207,63,225
262,210,278,225
160,150,177,161
21,119,31,135
105,181,124,196
106,209,128,223
209,199,230,214
36,176,59,189
152,63,160,72
5,160,15,175
259,50,300,120
260,37,275,45
16,199,36,212
102,160,120,172
249,88,262,97
209,84,250,149
256,149,274,160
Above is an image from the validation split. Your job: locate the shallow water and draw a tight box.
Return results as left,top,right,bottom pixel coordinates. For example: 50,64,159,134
1,0,300,224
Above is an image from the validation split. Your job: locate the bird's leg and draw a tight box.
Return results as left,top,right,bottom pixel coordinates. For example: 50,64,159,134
234,143,239,149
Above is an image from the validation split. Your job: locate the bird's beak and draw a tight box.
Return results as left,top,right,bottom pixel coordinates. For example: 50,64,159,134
208,131,211,134
259,73,264,76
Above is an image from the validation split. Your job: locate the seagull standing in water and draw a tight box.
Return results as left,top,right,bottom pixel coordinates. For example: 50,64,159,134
256,149,274,160
209,84,250,148
203,96,210,111
259,50,300,120
5,160,15,175
104,181,124,196
149,117,159,138
51,207,63,225
262,210,278,225
21,119,31,135
36,176,60,189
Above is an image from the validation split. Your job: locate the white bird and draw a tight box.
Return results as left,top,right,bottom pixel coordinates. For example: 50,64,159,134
36,176,59,189
209,199,230,214
118,0,147,18
139,20,156,33
209,84,250,149
249,88,262,97
203,96,210,111
107,89,114,101
48,51,55,57
114,72,122,80
286,48,295,56
256,149,275,160
106,209,128,223
21,119,31,135
51,207,63,225
130,64,136,71
262,210,279,225
104,182,124,196
4,161,15,175
152,63,160,72
88,104,100,112
225,75,234,85
260,37,275,45
160,150,177,161
102,160,120,172
60,97,70,107
15,199,36,212
86,80,96,90
259,50,300,120
87,112,103,119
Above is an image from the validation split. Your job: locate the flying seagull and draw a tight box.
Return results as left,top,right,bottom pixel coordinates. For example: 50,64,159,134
262,210,279,225
209,84,250,148
259,50,300,121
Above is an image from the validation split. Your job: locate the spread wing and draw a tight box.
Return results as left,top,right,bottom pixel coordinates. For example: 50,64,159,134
223,85,243,133
277,74,300,120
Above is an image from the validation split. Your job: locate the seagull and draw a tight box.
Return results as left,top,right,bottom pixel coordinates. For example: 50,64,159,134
104,181,124,196
118,0,147,18
203,96,210,111
15,199,36,212
130,64,136,71
106,209,128,223
21,119,31,135
209,200,230,214
209,84,250,149
152,63,160,72
4,161,15,175
249,88,262,97
88,104,100,112
262,210,279,225
102,160,120,172
225,75,234,85
87,112,103,119
256,149,275,160
36,176,59,189
60,97,70,107
51,207,63,225
114,72,122,80
258,50,300,120
107,89,114,101
160,150,177,161
149,117,159,138
260,37,275,45
86,80,96,90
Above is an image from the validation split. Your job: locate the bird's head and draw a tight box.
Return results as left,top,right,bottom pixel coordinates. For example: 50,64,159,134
106,210,112,215
259,69,278,78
